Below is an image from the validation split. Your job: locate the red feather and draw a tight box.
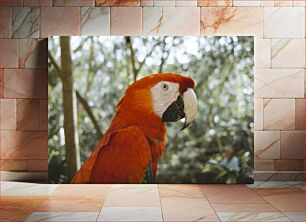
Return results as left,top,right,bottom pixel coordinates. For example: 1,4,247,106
71,73,194,184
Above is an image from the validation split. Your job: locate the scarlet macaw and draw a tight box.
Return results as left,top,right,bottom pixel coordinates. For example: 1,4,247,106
72,73,197,184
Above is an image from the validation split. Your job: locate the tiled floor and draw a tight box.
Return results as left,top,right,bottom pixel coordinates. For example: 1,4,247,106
0,181,305,221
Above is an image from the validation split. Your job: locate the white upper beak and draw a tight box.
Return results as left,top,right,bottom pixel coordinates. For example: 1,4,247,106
182,88,197,130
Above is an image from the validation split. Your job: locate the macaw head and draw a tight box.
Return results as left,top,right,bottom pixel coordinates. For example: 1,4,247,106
117,73,197,130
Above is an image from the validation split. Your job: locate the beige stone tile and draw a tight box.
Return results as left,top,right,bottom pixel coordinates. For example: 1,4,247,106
295,99,305,130
96,0,140,6
233,0,260,6
19,39,48,68
161,197,219,221
254,131,280,160
271,39,305,68
275,160,304,171
254,171,304,181
53,184,111,199
0,159,27,171
0,7,11,38
141,0,153,6
263,99,295,130
143,7,200,35
274,0,293,6
0,69,2,98
38,196,104,212
0,39,18,68
27,159,48,171
198,0,233,6
53,0,95,6
254,160,275,171
283,212,305,221
153,0,175,6
255,188,304,197
200,185,266,203
158,184,203,198
41,7,80,38
103,184,160,207
39,99,48,130
200,7,263,37
17,99,40,130
254,69,304,98
212,203,278,212
23,0,52,6
264,7,305,38
304,70,306,97
3,69,47,99
110,7,142,35
254,39,271,68
0,196,47,222
217,212,291,221
98,207,162,221
12,7,39,38
260,0,274,6
0,99,16,130
81,7,110,36
254,99,263,130
26,212,99,221
293,0,306,6
176,0,197,6
0,131,48,159
280,131,304,159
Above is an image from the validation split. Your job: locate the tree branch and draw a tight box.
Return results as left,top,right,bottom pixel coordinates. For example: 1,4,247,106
75,90,103,139
85,37,95,97
48,50,62,78
60,36,80,179
125,37,138,82
73,36,90,54
158,39,168,73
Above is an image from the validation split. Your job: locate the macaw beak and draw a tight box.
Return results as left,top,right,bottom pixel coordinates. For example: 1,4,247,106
162,88,197,130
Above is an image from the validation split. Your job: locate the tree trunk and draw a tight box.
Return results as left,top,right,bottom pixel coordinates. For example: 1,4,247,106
60,36,80,181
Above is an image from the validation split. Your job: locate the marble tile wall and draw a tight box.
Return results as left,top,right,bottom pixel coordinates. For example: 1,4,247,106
0,0,305,181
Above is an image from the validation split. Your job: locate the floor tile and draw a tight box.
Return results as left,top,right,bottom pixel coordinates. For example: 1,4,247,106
254,188,304,196
52,184,111,198
217,212,291,221
25,212,99,221
199,185,266,204
98,207,162,221
0,196,47,221
255,189,305,212
161,197,219,221
1,181,58,196
103,184,160,207
158,184,203,198
283,212,305,221
212,203,278,212
38,196,104,212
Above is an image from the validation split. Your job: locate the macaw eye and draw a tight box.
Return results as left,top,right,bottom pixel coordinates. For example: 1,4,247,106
162,83,169,91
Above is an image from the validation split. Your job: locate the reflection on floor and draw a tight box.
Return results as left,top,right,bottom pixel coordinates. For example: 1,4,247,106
0,181,304,221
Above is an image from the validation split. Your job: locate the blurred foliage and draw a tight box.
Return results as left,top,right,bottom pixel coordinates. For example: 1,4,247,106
48,36,254,184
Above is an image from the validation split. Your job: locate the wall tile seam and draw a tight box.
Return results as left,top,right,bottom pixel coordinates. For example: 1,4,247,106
0,159,47,172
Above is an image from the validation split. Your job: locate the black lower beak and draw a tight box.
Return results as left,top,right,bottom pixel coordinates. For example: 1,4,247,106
162,95,185,122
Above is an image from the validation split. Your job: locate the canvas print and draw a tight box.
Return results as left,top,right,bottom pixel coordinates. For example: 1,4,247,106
48,36,254,184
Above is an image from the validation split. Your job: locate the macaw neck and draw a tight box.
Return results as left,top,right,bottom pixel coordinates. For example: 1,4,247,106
110,108,166,140
109,107,167,162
